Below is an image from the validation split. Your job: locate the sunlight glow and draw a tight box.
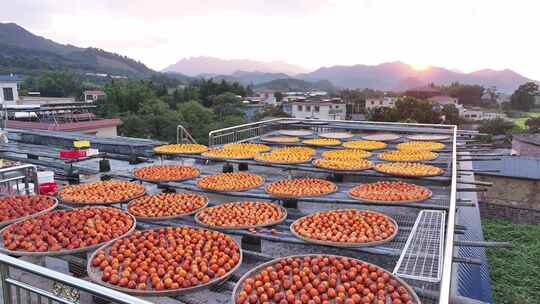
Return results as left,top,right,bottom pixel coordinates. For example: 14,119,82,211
410,63,431,71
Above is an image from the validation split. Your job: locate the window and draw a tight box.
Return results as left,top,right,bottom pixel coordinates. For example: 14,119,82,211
314,106,320,112
297,105,303,111
379,101,383,105
306,106,311,111
371,101,375,105
2,88,14,101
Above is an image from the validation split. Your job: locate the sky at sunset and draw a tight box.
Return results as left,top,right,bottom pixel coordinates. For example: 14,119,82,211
2,0,539,79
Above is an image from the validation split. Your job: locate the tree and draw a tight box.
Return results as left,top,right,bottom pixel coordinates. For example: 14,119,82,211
104,80,155,114
444,82,485,106
442,104,460,125
25,71,83,97
393,97,442,124
510,82,539,111
273,92,284,102
136,99,182,141
478,118,515,135
177,101,216,144
525,117,540,133
211,92,244,120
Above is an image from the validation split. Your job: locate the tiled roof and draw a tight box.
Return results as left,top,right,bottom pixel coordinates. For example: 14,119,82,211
473,156,540,180
6,119,121,132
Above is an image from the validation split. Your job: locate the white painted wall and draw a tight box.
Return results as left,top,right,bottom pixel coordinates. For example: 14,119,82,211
292,103,346,120
0,82,19,105
365,97,397,110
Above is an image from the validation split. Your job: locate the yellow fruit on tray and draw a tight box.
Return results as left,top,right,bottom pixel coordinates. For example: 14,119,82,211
223,143,271,153
58,181,145,204
342,140,387,150
349,181,432,202
133,164,200,181
374,162,444,177
302,138,341,146
202,148,258,159
313,158,373,171
196,172,264,192
153,144,208,154
378,150,438,162
254,146,316,164
128,193,208,218
321,149,371,160
196,201,285,228
291,209,397,244
266,178,337,197
396,141,445,151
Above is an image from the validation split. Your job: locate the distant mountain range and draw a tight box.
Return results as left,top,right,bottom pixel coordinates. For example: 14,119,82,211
163,56,309,76
299,61,536,93
0,22,154,77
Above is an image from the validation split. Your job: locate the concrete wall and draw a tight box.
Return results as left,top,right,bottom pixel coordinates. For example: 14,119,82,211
512,138,540,157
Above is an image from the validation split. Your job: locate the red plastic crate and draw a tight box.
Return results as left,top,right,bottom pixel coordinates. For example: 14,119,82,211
59,150,86,159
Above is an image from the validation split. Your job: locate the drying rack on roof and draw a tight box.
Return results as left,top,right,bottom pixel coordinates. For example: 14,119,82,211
1,118,495,304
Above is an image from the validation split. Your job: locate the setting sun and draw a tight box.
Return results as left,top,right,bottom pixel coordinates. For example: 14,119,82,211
410,63,431,71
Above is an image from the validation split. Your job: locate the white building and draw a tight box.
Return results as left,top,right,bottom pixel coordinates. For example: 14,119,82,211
461,108,508,121
0,75,21,105
365,96,398,111
291,102,346,120
83,90,106,102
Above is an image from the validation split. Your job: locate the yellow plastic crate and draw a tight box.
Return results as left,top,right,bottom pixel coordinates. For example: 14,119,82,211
73,140,90,148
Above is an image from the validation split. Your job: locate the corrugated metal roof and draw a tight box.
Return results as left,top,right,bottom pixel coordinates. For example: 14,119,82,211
473,156,540,180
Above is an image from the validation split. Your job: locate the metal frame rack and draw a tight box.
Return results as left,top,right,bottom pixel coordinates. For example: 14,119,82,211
163,119,470,303
0,118,494,304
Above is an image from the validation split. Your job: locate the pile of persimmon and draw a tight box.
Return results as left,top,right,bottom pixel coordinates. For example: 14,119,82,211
349,181,432,202
153,144,208,155
302,138,341,146
196,202,285,228
234,255,417,304
90,227,241,291
378,150,438,162
196,172,264,192
223,143,271,153
1,207,133,252
255,147,315,164
313,158,373,171
374,162,444,177
0,195,56,223
342,140,387,150
128,193,208,219
261,136,300,143
58,181,145,204
321,149,371,160
266,178,337,197
291,209,397,245
396,141,445,151
202,148,259,160
133,165,199,181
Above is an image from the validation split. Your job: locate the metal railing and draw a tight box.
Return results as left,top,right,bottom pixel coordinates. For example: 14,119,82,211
208,117,455,147
439,126,458,304
0,253,152,304
0,164,38,195
176,124,197,144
